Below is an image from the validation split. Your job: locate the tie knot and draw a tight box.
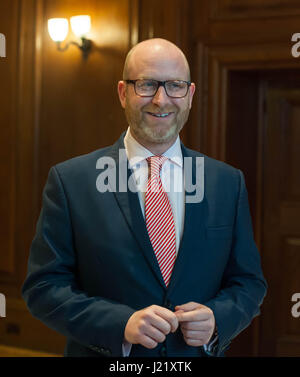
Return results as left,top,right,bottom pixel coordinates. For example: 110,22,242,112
147,156,168,177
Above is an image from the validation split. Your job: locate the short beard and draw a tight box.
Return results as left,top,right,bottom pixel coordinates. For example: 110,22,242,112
141,122,179,144
124,103,190,146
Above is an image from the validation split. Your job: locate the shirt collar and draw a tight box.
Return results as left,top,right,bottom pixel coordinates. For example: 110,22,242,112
124,127,183,169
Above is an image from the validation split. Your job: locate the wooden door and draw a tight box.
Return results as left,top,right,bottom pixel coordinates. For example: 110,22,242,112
259,81,300,356
225,70,300,356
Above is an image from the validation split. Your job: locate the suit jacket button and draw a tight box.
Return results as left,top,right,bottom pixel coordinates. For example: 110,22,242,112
160,346,167,357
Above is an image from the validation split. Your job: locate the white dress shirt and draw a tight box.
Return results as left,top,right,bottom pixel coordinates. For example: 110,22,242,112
124,127,185,254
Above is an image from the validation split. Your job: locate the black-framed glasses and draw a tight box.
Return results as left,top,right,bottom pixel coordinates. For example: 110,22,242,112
125,79,191,98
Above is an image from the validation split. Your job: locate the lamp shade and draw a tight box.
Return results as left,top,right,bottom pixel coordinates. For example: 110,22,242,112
48,18,69,42
70,15,91,37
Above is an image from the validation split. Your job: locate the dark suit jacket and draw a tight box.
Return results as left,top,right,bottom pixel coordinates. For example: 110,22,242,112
22,133,267,357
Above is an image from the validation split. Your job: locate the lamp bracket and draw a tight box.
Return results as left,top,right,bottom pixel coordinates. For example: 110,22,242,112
56,37,92,59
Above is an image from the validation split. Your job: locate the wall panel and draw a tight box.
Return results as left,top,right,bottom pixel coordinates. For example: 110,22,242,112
0,0,19,278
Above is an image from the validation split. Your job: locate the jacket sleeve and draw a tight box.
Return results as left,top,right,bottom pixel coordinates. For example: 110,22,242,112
21,166,136,356
203,169,267,356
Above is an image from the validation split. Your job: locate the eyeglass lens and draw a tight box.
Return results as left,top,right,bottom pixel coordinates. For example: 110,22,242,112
135,80,188,97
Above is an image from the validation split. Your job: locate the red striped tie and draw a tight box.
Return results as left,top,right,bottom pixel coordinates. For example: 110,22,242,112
145,156,176,287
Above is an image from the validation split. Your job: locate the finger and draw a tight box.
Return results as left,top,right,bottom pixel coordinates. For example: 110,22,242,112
176,308,211,322
145,325,166,344
140,334,158,349
180,319,211,331
183,337,206,347
148,313,172,335
175,302,200,312
181,329,209,339
152,306,179,333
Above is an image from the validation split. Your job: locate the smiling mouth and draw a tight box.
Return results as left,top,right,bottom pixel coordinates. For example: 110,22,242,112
146,112,173,118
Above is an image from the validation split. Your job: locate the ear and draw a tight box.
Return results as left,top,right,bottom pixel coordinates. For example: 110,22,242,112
188,83,196,109
118,80,126,108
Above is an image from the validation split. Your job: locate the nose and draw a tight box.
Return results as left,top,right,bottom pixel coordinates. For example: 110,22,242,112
151,85,171,106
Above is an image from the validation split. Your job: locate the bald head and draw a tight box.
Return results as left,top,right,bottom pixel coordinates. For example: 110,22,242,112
122,38,191,81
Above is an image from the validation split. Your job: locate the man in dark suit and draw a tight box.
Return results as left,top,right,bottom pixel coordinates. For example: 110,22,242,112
22,38,267,357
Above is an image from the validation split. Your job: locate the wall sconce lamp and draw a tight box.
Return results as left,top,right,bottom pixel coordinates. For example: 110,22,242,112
48,15,92,59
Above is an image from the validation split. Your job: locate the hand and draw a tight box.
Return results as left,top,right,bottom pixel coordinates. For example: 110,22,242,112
124,305,179,349
175,302,215,347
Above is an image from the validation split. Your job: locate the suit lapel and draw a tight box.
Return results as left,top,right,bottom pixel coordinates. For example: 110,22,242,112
107,134,166,289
